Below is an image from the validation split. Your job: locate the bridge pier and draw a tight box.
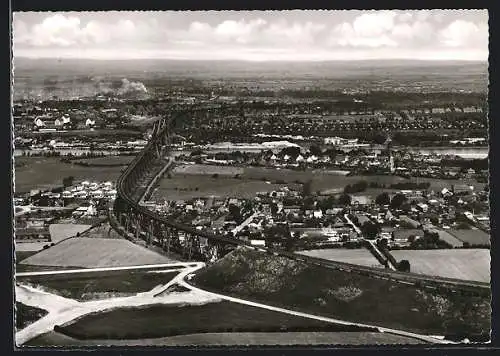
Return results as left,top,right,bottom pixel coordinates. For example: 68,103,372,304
146,219,154,246
164,227,171,253
134,214,142,240
124,214,131,233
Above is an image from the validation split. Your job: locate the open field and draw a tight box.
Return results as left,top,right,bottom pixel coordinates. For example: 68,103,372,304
153,175,298,200
408,177,487,192
49,224,92,243
72,155,135,166
55,301,370,340
20,237,176,268
192,248,491,338
14,157,124,193
243,168,486,195
26,330,426,346
78,222,124,240
298,249,383,268
15,242,50,253
390,249,490,283
17,270,178,301
448,229,490,246
15,250,39,263
16,302,49,331
15,264,86,273
436,230,465,248
173,164,244,176
157,165,480,200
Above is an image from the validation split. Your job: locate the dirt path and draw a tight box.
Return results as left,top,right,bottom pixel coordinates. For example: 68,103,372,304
16,262,220,346
180,274,453,345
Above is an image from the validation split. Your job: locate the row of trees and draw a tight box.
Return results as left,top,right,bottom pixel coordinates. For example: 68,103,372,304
408,230,452,249
375,192,408,209
344,181,368,194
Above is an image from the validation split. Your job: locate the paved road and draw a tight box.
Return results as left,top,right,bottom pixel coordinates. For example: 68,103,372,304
16,262,198,277
364,239,397,271
232,212,259,235
344,214,362,235
342,214,396,271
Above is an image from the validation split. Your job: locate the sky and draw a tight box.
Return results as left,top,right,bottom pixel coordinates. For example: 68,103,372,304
12,10,489,61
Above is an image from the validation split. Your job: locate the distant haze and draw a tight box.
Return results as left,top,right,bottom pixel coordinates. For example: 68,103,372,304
12,58,488,101
13,57,488,78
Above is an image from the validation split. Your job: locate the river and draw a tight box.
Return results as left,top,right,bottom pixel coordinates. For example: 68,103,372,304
403,147,488,159
13,149,139,157
14,146,488,160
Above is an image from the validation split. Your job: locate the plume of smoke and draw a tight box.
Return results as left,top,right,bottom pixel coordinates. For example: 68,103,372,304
117,78,148,96
13,76,149,101
93,77,148,97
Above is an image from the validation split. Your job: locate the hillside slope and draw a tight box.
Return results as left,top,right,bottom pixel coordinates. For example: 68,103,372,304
192,247,490,340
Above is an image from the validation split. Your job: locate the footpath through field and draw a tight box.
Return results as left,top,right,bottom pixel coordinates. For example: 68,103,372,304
15,262,215,346
180,271,453,345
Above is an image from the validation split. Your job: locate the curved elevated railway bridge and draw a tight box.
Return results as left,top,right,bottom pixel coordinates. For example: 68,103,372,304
111,105,490,298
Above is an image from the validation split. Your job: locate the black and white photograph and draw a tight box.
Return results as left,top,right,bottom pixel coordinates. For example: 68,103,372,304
11,9,490,347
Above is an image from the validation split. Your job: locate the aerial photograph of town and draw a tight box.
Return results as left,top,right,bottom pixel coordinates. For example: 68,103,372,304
12,9,490,347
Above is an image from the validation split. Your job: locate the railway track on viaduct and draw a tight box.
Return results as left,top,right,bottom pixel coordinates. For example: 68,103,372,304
110,105,490,297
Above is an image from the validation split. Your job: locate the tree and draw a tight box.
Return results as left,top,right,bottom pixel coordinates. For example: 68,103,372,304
338,193,352,206
344,180,368,194
309,144,322,157
285,231,300,251
318,196,336,212
303,179,313,197
373,133,387,145
190,149,203,157
228,204,242,223
62,176,74,188
324,148,337,160
375,192,391,206
265,224,290,247
281,146,300,159
390,193,407,209
377,238,389,249
361,221,381,239
398,260,411,272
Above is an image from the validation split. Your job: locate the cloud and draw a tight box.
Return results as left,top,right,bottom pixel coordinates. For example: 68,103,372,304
214,18,267,43
397,12,413,22
12,11,489,61
391,21,434,44
263,20,326,46
13,14,162,48
330,11,399,48
439,20,488,48
352,11,397,36
28,14,83,46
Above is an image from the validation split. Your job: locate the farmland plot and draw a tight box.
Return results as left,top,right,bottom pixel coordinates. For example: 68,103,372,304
20,238,177,268
390,249,490,282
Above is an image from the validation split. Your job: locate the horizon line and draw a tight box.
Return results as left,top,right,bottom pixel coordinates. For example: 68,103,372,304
14,56,488,63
